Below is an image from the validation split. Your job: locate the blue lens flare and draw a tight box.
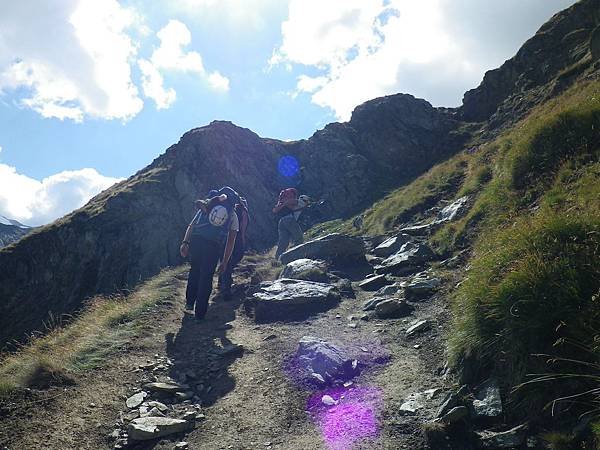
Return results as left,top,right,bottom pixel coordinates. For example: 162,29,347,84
278,155,300,178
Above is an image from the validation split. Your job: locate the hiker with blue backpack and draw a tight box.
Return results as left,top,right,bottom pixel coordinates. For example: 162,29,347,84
217,196,250,301
179,186,241,320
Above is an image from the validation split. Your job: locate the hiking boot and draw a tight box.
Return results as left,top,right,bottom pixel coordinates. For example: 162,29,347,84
184,304,195,314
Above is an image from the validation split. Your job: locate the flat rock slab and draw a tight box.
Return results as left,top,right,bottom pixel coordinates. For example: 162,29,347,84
247,278,341,322
280,233,365,265
406,320,430,337
143,382,188,394
128,417,191,441
362,297,388,312
373,234,412,257
475,424,527,448
375,242,436,275
358,274,390,291
374,299,414,319
296,336,359,385
126,391,148,409
280,258,328,282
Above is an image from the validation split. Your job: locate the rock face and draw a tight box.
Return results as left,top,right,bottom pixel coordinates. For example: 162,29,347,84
0,215,32,248
279,234,366,265
247,279,341,322
296,336,359,385
461,0,600,127
0,92,463,348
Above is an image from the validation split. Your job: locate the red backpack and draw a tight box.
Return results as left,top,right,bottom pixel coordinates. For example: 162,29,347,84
278,188,298,204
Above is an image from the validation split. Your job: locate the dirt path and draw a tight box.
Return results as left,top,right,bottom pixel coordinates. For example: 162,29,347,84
0,254,459,450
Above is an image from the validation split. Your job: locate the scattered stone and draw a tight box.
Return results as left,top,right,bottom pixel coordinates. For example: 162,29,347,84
126,392,147,409
174,442,189,449
437,196,469,223
406,320,430,337
413,344,421,349
360,314,370,321
374,284,401,297
279,233,365,265
373,234,412,257
358,274,390,291
399,389,441,415
280,258,329,282
437,393,459,418
175,391,194,401
402,276,442,300
475,424,528,448
296,336,359,385
335,278,355,298
214,344,244,358
375,242,436,275
182,411,197,421
362,297,387,312
321,395,337,406
248,279,341,322
374,299,414,319
143,382,188,394
147,401,169,413
348,323,358,329
128,417,191,441
401,222,436,236
440,406,468,424
263,334,277,341
472,379,503,419
147,407,165,417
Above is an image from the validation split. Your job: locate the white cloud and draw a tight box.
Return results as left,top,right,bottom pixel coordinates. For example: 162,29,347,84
139,20,229,108
273,0,578,121
0,164,122,226
0,0,143,121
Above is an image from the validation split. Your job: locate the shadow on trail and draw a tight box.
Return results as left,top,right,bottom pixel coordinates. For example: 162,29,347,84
165,293,245,407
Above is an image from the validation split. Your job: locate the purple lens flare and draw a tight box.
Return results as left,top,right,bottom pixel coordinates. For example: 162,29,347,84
307,386,383,450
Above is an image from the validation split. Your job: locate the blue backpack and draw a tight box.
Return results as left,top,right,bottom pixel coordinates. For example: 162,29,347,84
191,186,241,243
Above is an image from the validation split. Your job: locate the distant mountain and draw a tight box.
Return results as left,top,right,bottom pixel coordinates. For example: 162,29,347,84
0,215,32,248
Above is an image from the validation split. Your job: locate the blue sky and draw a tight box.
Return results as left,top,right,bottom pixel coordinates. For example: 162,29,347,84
0,0,576,225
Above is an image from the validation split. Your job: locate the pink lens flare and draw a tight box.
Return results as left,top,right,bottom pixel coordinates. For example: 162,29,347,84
307,386,383,450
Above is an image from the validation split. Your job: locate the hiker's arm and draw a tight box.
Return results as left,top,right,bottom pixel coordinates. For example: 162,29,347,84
180,224,193,258
218,230,237,274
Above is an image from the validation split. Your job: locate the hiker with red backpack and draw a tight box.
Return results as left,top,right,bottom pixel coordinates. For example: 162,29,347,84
273,188,311,259
217,196,250,301
179,186,241,320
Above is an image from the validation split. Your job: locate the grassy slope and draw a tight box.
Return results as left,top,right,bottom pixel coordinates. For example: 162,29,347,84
0,267,184,397
309,78,600,431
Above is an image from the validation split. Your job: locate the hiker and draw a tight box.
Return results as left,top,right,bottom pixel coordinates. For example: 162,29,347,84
179,187,240,320
273,188,310,259
217,196,250,301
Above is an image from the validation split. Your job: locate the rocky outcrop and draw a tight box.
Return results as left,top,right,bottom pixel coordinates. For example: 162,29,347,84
0,94,466,348
461,0,600,127
279,234,366,265
0,216,32,248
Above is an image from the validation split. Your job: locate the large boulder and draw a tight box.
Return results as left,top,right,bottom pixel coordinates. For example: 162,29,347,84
471,379,503,419
296,336,359,385
128,417,191,441
246,279,341,322
375,242,436,275
402,275,442,301
280,259,329,282
279,234,365,265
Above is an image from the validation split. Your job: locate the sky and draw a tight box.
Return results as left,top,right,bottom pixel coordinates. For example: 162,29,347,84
0,0,577,226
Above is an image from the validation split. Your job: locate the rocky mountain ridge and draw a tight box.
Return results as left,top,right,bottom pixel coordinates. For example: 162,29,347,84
1,0,599,349
0,215,32,248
